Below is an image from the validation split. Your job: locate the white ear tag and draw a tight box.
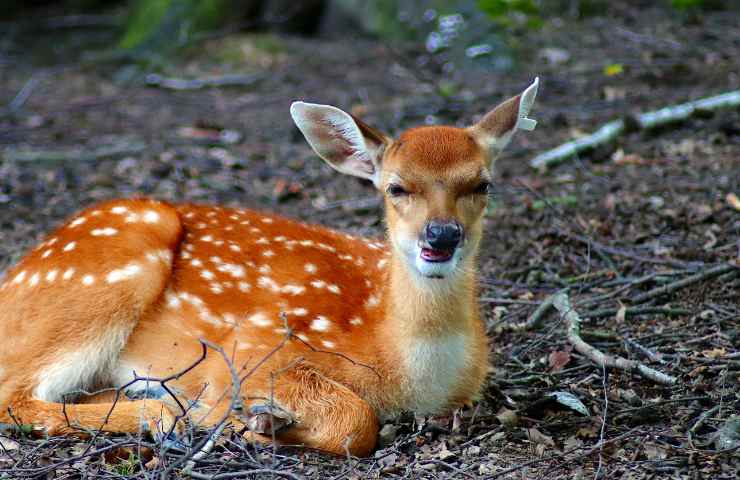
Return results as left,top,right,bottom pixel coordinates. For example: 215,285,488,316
516,77,539,132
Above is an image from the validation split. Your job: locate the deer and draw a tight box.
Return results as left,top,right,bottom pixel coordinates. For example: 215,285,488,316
0,78,538,456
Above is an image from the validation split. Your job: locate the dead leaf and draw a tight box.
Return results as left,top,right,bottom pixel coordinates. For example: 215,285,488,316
548,350,572,372
496,408,519,429
0,437,19,451
702,347,726,358
526,428,555,448
577,425,599,439
726,193,740,212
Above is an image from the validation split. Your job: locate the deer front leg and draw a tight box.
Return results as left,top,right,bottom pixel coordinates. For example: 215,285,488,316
242,365,378,456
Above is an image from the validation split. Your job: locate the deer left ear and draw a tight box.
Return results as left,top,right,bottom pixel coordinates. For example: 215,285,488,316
291,101,389,188
468,77,539,162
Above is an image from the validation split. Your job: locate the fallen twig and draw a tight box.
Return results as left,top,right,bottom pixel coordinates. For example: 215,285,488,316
531,89,740,169
145,73,264,91
552,293,677,385
630,263,738,304
506,288,567,331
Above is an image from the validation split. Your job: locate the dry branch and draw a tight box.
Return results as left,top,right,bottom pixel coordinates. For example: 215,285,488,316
552,293,677,385
145,73,264,91
531,89,740,169
629,263,738,304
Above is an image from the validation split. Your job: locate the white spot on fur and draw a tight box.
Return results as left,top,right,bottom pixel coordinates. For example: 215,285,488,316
106,263,142,283
248,312,272,327
262,250,275,257
377,259,388,269
69,217,87,228
41,249,53,259
261,217,273,224
111,206,128,214
238,281,251,292
229,244,241,252
28,273,40,286
201,235,213,242
258,265,271,274
63,242,76,252
255,237,270,245
366,295,380,308
304,263,317,274
12,271,26,284
310,280,326,289
201,270,215,280
310,316,330,332
327,284,341,294
166,291,181,308
257,276,279,292
349,317,363,326
289,307,308,316
46,270,58,282
321,340,336,349
299,240,314,247
82,275,95,286
282,284,306,295
143,210,160,223
217,263,245,279
91,227,118,237
63,268,75,280
190,259,203,267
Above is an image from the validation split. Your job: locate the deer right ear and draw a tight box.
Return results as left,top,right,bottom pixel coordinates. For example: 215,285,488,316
468,77,539,163
291,102,389,188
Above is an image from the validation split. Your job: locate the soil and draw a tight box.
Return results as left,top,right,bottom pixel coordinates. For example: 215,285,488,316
0,3,738,479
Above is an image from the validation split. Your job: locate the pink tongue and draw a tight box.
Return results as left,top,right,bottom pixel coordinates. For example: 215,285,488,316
421,248,453,262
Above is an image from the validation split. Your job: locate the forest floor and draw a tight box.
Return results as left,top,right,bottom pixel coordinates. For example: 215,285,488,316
0,3,739,479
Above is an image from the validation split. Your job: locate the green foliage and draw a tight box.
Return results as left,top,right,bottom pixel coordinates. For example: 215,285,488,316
111,452,139,476
671,0,707,9
477,0,543,29
120,0,231,53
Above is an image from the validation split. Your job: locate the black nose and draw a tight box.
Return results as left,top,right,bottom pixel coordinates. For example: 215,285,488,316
424,221,463,250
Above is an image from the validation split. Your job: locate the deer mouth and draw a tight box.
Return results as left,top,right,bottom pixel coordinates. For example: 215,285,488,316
420,247,455,263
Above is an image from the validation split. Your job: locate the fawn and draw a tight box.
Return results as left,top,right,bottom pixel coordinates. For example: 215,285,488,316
0,79,538,456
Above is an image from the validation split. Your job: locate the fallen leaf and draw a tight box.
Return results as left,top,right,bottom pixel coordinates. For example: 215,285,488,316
548,350,571,372
526,427,555,447
726,193,740,212
702,348,726,358
496,408,519,429
603,63,624,76
547,391,590,416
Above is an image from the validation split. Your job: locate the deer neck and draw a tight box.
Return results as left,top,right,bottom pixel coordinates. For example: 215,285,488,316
382,253,478,339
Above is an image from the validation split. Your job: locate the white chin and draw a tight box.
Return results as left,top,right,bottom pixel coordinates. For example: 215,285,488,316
413,248,462,279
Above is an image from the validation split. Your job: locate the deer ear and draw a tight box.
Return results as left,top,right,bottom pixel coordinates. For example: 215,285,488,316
468,77,539,162
291,102,389,188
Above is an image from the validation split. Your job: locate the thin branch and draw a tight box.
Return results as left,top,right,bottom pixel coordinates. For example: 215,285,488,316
531,89,740,169
629,263,738,304
552,293,677,385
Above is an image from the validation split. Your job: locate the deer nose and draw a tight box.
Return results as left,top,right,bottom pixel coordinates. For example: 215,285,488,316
424,221,463,250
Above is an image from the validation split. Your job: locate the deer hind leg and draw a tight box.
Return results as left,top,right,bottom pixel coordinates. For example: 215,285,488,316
3,396,180,440
0,199,184,438
241,365,379,456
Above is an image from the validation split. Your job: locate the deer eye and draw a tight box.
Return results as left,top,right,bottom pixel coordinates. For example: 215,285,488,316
386,184,409,197
472,181,492,195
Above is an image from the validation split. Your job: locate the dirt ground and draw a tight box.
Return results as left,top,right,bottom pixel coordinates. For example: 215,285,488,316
0,2,739,479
